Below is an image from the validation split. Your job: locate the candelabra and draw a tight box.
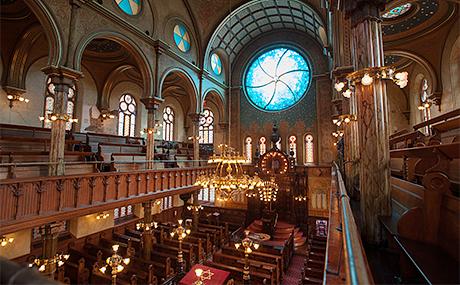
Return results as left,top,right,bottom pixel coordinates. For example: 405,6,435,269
136,220,158,231
28,252,70,274
6,93,29,108
193,267,214,285
170,219,191,273
39,113,78,124
98,244,131,285
234,230,260,284
96,212,110,220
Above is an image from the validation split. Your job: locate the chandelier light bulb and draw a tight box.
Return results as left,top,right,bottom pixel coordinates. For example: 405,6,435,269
112,244,119,252
100,266,107,274
18,97,25,102
334,82,345,92
361,73,373,86
7,95,13,100
344,117,351,123
343,89,352,98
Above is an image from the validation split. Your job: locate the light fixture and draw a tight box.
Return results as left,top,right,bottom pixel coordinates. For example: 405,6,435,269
361,73,374,86
169,219,192,273
294,195,307,201
95,212,110,220
100,109,117,121
29,252,70,273
195,144,263,202
234,230,260,282
342,89,352,98
0,236,14,247
394,72,409,88
97,244,130,285
136,220,158,231
39,113,78,124
187,204,204,212
6,94,30,108
334,82,345,92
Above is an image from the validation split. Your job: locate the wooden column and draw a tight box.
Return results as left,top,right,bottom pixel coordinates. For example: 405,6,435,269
192,191,199,231
345,0,391,244
42,67,81,176
189,113,201,166
41,224,59,278
142,200,153,260
141,98,162,170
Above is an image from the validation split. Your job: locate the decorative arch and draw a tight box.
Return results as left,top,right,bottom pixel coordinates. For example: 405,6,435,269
202,89,225,119
159,67,199,113
100,64,143,108
385,50,438,93
73,31,154,98
6,25,44,89
24,0,63,66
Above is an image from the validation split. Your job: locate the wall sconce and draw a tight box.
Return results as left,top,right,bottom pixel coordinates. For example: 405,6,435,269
39,113,78,124
100,109,117,121
1,236,14,247
188,135,200,141
140,128,155,135
7,94,30,108
332,131,344,138
332,114,357,126
187,204,204,212
294,195,307,201
95,212,110,220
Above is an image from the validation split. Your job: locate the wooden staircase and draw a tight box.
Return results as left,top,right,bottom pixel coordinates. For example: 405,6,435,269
247,220,307,249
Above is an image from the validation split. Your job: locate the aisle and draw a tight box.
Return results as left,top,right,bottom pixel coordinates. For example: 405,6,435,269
281,254,305,285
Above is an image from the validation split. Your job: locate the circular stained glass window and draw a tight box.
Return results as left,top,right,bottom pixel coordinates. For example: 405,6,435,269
115,0,141,16
244,47,311,112
382,3,412,19
173,24,191,52
210,53,222,75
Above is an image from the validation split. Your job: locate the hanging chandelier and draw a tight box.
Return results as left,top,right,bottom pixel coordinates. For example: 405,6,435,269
195,144,263,201
257,177,279,203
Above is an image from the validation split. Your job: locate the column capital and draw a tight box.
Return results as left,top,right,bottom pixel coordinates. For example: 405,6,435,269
141,97,163,110
343,0,386,27
41,66,82,85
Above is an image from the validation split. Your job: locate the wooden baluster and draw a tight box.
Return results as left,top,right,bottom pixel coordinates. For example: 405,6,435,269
114,175,121,200
136,174,141,196
56,179,64,211
9,183,23,219
88,177,97,205
146,174,151,193
34,181,46,215
126,174,132,197
73,177,82,208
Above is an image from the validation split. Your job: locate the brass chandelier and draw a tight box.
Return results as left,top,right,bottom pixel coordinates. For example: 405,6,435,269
195,144,263,201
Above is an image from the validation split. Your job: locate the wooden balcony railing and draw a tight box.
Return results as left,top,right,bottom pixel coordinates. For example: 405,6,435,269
0,166,212,235
324,163,373,285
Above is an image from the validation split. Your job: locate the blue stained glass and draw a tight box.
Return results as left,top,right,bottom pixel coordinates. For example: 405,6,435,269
244,47,311,112
174,24,191,52
382,3,412,19
211,53,222,75
115,0,141,16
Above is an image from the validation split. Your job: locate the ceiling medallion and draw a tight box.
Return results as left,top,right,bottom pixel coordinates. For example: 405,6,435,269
382,3,412,19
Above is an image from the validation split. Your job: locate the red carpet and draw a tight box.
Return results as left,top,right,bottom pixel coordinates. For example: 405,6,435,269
281,254,305,285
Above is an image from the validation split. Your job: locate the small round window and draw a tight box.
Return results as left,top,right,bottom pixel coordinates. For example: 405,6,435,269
173,24,191,53
244,47,311,112
115,0,141,16
211,53,222,75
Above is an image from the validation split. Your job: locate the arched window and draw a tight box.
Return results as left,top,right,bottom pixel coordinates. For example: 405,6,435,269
288,135,297,160
275,137,282,151
163,106,175,141
419,79,431,135
259,137,267,155
118,94,136,137
199,109,214,144
245,137,252,163
43,77,76,131
305,134,314,163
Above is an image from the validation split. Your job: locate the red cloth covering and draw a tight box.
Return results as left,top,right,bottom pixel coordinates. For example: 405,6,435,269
179,264,230,285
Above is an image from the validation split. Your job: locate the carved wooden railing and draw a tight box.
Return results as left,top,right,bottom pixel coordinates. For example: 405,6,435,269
0,166,213,235
324,164,373,285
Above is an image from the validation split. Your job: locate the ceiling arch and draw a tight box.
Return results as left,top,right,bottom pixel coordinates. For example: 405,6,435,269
205,0,326,63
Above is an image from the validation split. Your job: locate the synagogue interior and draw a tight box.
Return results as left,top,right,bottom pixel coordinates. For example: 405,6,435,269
0,0,459,284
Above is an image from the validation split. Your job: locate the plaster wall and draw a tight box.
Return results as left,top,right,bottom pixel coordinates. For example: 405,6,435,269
0,229,32,260
69,211,115,239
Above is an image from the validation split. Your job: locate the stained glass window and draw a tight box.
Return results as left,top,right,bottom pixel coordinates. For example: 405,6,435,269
244,47,311,112
259,137,267,155
382,3,412,19
43,77,76,131
289,135,297,160
245,137,252,163
163,106,174,141
199,109,214,144
211,53,222,75
173,24,191,52
305,134,314,163
115,0,141,16
118,94,136,137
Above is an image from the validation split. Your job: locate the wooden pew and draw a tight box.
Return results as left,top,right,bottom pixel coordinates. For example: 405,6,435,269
213,251,279,284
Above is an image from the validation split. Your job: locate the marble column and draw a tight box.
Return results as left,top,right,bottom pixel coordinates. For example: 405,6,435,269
345,0,391,244
142,200,153,260
42,67,81,176
189,113,201,166
141,98,162,170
